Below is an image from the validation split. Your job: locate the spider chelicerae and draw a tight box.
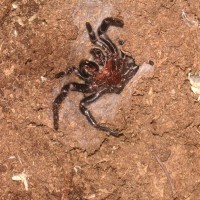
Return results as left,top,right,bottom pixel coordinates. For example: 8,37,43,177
53,17,141,137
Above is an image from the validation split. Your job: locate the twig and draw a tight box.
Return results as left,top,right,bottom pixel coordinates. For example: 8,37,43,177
12,170,29,191
152,148,177,199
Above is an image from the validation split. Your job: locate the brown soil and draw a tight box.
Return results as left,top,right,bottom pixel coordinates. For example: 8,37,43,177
0,0,200,199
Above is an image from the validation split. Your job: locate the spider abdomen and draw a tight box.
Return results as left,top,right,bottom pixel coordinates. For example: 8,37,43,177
93,58,123,86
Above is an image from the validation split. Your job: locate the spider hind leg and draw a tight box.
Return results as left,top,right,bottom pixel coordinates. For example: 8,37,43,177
80,91,121,137
53,83,89,130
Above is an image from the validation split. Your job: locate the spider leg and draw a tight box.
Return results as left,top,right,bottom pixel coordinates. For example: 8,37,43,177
97,17,124,54
80,90,121,137
55,66,78,78
123,55,139,77
55,66,90,80
53,83,90,130
86,22,110,53
90,48,106,66
79,59,100,78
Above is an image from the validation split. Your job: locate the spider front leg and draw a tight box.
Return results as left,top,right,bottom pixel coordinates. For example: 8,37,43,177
80,90,121,137
90,48,106,66
98,17,124,54
53,83,89,130
85,22,109,53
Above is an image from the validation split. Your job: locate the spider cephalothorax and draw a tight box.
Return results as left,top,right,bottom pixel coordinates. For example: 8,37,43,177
53,17,139,136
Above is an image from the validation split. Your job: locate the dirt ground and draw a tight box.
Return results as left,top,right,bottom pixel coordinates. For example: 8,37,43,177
0,0,200,199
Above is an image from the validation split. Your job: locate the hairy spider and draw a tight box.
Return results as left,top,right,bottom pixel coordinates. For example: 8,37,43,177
53,17,140,137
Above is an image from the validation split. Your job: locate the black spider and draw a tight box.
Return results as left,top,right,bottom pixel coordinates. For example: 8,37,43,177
53,17,140,137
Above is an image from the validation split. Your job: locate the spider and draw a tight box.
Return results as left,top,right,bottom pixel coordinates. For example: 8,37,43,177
53,17,140,137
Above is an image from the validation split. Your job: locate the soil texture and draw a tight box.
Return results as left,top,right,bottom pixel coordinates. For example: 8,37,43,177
0,0,200,199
